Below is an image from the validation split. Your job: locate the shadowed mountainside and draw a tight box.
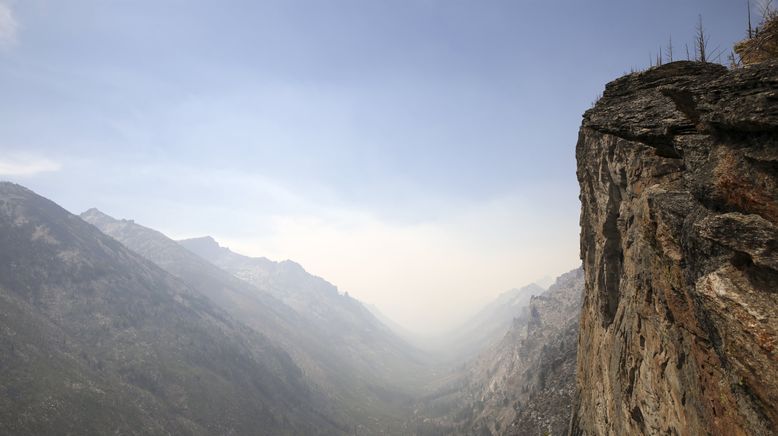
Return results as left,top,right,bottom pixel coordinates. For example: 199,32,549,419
178,235,422,378
0,182,344,435
81,209,429,432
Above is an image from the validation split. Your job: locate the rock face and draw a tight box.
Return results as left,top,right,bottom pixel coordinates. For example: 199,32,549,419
508,268,583,436
572,60,778,435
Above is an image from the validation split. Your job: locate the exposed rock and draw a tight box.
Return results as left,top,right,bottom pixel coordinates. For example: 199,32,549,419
572,60,778,435
507,268,583,436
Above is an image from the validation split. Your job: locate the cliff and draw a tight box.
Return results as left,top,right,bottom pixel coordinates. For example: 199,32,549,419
572,59,778,435
463,269,582,436
507,268,583,436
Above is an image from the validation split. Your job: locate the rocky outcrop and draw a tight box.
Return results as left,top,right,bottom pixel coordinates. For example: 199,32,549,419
507,268,583,436
572,60,778,435
463,269,582,436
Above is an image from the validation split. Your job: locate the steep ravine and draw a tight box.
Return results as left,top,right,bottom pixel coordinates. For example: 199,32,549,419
408,268,583,436
572,59,778,435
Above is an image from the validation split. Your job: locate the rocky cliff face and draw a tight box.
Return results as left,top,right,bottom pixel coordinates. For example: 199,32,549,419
508,268,582,436
572,60,778,435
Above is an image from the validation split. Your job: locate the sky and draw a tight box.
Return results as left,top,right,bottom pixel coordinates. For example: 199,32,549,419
0,0,751,334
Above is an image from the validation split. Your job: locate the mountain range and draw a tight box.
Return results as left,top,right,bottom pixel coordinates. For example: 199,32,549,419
80,207,429,433
0,182,341,435
1,180,582,435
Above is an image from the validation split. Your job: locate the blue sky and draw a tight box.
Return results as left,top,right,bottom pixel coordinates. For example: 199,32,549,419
0,0,750,333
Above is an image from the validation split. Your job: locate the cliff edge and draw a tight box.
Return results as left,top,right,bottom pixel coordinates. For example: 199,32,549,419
571,59,778,435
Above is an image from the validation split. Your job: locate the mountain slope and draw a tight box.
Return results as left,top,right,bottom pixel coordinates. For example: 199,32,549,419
0,182,342,435
426,283,543,363
81,210,429,431
177,236,428,382
409,268,583,435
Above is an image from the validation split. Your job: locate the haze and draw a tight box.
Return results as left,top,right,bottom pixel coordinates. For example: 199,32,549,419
0,0,745,334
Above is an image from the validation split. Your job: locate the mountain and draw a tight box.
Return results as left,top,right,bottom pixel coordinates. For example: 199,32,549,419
532,275,556,290
178,236,408,353
177,235,429,378
506,268,582,435
572,56,778,434
0,182,342,435
81,210,428,431
427,283,543,363
409,268,584,435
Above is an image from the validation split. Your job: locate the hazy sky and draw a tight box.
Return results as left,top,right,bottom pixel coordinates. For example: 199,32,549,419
0,0,749,334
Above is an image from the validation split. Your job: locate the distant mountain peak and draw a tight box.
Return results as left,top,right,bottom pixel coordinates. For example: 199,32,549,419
81,207,103,215
181,235,221,249
0,181,33,193
79,208,134,225
532,274,556,289
184,235,218,245
180,236,282,268
278,259,304,272
178,235,232,260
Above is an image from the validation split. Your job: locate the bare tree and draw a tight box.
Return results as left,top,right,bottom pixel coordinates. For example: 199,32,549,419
748,0,754,38
709,44,727,64
758,0,777,21
685,43,691,60
666,35,674,62
695,15,708,62
728,50,741,68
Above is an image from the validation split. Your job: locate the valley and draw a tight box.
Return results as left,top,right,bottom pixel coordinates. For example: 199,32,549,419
1,4,777,435
0,181,582,435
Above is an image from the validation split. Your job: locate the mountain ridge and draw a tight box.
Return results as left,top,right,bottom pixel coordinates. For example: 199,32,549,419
81,207,430,431
0,181,344,435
